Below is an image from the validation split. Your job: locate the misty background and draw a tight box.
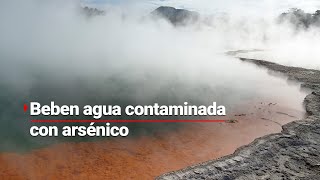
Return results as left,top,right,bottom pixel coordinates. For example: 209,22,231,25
0,0,318,152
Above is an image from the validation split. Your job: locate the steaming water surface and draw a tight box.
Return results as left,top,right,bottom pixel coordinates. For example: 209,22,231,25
0,54,307,152
0,56,308,179
0,1,315,179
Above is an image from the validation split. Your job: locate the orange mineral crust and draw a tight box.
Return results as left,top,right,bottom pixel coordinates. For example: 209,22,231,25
0,100,305,180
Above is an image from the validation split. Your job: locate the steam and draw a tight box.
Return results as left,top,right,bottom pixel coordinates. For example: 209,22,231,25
0,0,314,151
147,0,320,69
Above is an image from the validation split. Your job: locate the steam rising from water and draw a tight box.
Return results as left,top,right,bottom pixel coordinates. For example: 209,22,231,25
0,0,315,151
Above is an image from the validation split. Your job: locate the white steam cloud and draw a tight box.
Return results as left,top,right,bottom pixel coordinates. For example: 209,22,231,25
0,0,313,111
0,0,313,150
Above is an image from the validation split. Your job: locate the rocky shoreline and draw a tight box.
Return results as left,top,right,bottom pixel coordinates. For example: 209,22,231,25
157,58,320,179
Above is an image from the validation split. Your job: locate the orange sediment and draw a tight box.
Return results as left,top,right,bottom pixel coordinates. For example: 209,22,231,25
0,99,305,180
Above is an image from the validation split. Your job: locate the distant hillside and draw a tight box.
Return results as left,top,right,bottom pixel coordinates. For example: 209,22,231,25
151,6,199,26
82,6,105,16
279,8,320,28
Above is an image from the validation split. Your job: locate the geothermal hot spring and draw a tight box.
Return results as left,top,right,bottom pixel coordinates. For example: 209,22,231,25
0,1,318,179
0,54,308,179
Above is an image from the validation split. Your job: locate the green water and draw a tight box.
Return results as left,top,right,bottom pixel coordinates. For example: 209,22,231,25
0,73,241,152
